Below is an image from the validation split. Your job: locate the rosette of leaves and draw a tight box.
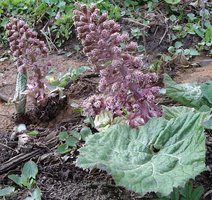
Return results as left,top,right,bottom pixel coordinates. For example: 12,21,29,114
6,18,51,113
77,112,206,197
73,4,161,127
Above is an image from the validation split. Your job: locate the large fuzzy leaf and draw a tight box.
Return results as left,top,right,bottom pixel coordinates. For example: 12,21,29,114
201,81,212,104
162,106,196,120
77,112,206,197
164,74,211,109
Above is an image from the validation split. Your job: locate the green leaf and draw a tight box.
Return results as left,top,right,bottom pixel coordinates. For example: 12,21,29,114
169,15,177,22
58,131,69,141
22,160,38,180
20,174,32,189
137,45,145,53
65,136,78,147
203,118,212,130
174,41,183,49
188,48,200,56
162,106,196,120
77,112,206,197
164,0,180,4
204,26,212,43
71,131,81,140
201,81,212,104
173,25,182,31
180,182,204,200
80,127,92,141
168,46,175,53
0,187,15,197
8,174,22,187
27,130,39,137
187,13,196,21
190,185,204,200
57,144,71,154
24,187,42,200
163,74,210,109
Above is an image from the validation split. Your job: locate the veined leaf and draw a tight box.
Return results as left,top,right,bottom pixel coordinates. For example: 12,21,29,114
164,74,211,109
203,118,212,130
8,174,22,187
22,160,38,180
201,81,212,104
162,106,196,120
24,187,42,200
94,111,113,131
77,112,206,197
0,187,15,197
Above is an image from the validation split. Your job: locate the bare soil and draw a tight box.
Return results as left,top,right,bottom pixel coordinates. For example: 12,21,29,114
0,49,212,200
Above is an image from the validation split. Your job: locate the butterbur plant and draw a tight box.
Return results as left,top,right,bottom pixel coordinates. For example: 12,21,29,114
6,18,51,114
73,4,161,127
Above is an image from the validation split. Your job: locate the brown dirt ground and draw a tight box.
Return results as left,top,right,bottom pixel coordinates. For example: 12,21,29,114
0,50,89,130
175,57,212,83
0,49,212,200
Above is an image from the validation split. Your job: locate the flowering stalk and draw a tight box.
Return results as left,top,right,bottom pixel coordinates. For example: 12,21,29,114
6,18,51,113
73,4,161,127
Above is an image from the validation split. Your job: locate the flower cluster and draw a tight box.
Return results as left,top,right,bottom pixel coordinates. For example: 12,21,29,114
73,4,161,127
6,18,51,107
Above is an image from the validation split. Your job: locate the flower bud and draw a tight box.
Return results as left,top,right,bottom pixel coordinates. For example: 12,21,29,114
8,29,15,37
80,4,87,14
80,15,88,23
23,24,29,30
12,31,19,38
6,23,12,30
73,15,80,22
42,47,48,54
73,10,82,16
91,13,98,21
89,23,96,31
31,31,37,38
103,22,110,29
90,4,96,13
12,25,16,30
19,27,25,34
112,47,121,55
126,42,137,51
10,46,17,51
101,30,109,38
13,50,20,57
99,13,107,24
18,42,24,48
17,20,25,29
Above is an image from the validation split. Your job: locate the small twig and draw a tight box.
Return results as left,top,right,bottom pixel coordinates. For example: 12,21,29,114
142,33,147,55
153,26,159,37
0,142,17,152
0,113,10,118
40,29,58,52
64,73,99,90
0,92,9,102
159,26,168,45
122,17,150,28
204,189,212,199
